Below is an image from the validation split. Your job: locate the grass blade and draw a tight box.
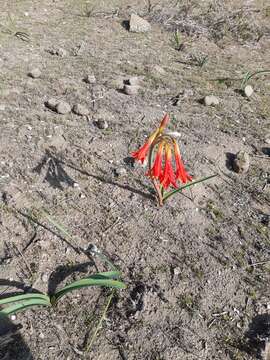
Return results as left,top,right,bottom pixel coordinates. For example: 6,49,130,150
53,273,126,303
0,299,50,317
163,174,218,202
0,293,50,306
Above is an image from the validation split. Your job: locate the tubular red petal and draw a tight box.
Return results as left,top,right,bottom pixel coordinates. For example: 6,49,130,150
131,129,160,164
160,144,178,189
173,141,192,184
147,142,164,179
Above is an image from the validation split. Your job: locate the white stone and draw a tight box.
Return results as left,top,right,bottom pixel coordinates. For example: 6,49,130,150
244,85,254,97
204,95,219,106
129,14,151,33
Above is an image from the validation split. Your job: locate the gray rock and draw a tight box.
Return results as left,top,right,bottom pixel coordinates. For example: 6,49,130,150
115,167,127,176
45,98,58,111
129,14,151,33
128,76,140,86
233,150,250,174
204,95,219,106
28,68,41,78
56,101,71,114
0,104,6,111
95,119,108,129
123,84,139,95
72,104,89,116
244,85,254,97
84,74,96,84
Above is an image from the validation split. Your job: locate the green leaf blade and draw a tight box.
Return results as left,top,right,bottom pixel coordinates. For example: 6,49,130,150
0,293,50,306
0,298,50,317
53,273,126,303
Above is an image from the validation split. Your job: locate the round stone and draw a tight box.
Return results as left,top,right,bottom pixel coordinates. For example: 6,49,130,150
244,85,254,97
28,68,41,78
45,98,58,111
72,104,89,116
123,84,139,95
56,101,71,114
233,150,250,174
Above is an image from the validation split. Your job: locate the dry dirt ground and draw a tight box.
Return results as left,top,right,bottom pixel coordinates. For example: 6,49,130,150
0,0,270,359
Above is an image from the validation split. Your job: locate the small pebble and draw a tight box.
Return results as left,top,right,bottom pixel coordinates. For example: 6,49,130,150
264,133,270,145
244,85,254,97
45,98,58,111
56,48,67,57
0,104,5,111
123,84,139,95
56,101,71,114
11,315,16,321
204,95,219,106
129,14,151,33
41,273,48,283
128,76,140,86
84,74,96,84
28,68,41,79
233,150,250,174
115,167,127,176
72,104,89,116
95,119,108,129
173,267,181,276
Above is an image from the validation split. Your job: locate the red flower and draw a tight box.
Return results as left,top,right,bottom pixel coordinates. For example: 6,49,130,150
131,114,169,164
147,141,164,180
174,141,192,184
160,144,178,189
131,128,159,164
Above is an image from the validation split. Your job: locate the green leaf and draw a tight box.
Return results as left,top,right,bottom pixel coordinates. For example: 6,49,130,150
53,273,126,303
0,293,50,306
0,298,50,317
163,174,218,202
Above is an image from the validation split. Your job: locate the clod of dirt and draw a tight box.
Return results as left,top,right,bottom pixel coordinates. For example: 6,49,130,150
244,85,254,97
123,84,139,95
83,74,96,84
45,98,58,111
204,95,219,106
129,14,151,33
95,119,108,129
114,167,127,177
128,76,140,86
72,104,89,116
56,101,71,114
28,68,41,79
233,150,250,173
48,47,68,57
